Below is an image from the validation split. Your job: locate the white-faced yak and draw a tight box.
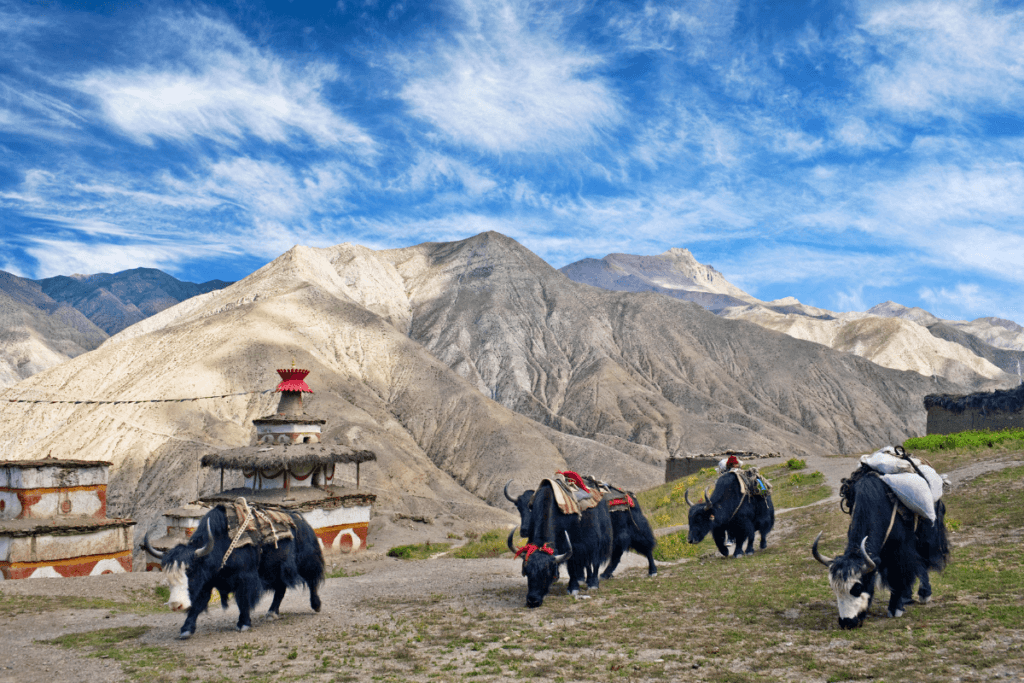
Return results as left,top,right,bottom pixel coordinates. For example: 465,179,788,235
144,503,325,639
684,470,774,557
812,467,949,629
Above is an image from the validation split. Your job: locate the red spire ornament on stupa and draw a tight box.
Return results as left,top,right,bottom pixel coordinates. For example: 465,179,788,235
273,363,313,416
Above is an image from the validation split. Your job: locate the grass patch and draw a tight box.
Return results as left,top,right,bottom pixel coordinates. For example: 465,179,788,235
637,468,719,528
0,588,168,618
761,465,830,509
451,529,517,558
387,541,452,560
905,428,1024,453
43,626,193,682
326,565,364,578
652,530,707,561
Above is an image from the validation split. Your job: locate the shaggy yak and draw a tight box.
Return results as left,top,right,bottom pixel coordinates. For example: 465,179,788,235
144,504,325,639
684,471,774,557
812,469,949,629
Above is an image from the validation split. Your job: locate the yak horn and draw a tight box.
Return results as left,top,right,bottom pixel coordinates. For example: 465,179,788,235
704,487,711,503
193,520,215,558
507,528,518,554
811,532,833,568
683,488,693,508
553,531,572,565
504,480,517,504
143,531,164,560
859,536,876,572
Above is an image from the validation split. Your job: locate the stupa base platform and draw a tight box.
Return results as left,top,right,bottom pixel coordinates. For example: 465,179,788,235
0,518,135,580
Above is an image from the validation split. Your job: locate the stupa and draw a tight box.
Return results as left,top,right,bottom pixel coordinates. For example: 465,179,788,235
145,365,375,564
1,457,135,579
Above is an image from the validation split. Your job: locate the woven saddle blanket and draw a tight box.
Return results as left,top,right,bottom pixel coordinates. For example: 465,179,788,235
536,472,603,516
582,476,636,512
225,498,297,548
732,468,772,497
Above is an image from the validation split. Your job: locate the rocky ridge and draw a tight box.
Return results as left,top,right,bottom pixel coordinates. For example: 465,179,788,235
563,253,1020,389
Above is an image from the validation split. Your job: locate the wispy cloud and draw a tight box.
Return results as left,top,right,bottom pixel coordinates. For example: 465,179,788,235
394,0,622,154
855,0,1024,120
396,152,499,197
23,235,232,278
919,283,999,320
73,13,372,153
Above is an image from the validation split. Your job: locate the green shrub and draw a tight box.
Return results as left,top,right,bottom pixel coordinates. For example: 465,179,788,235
386,542,451,560
785,458,806,470
451,530,515,559
904,428,1024,453
787,471,823,486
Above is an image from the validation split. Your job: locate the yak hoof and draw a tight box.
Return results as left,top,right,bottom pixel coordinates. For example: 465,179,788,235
178,630,194,640
919,595,931,604
569,588,580,596
648,571,658,578
887,608,904,618
237,624,251,632
265,611,280,621
600,572,613,580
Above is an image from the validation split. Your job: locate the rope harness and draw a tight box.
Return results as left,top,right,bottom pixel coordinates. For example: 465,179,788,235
220,497,295,569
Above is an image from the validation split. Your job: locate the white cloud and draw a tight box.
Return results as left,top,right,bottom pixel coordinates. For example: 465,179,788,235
195,157,351,221
855,0,1024,120
831,117,898,152
720,245,908,293
23,236,230,279
394,0,622,154
73,13,372,152
834,286,868,313
399,152,499,197
918,283,998,318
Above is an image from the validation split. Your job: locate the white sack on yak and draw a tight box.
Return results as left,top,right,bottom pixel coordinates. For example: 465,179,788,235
861,447,944,523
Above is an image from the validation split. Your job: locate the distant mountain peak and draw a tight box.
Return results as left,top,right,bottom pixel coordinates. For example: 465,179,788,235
867,301,940,325
560,247,756,310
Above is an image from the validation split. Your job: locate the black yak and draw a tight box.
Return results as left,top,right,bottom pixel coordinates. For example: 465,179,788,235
812,468,949,629
684,470,774,557
505,478,612,607
144,503,324,639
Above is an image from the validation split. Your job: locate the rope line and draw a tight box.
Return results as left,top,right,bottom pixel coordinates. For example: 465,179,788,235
3,389,274,406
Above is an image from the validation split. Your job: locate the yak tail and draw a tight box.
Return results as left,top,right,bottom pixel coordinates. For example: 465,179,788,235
922,500,951,571
291,513,326,590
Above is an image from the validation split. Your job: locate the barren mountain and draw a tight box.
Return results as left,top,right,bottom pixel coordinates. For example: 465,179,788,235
0,233,975,541
564,253,1013,388
560,249,757,312
37,267,231,335
721,304,1008,388
0,271,108,386
870,302,1024,353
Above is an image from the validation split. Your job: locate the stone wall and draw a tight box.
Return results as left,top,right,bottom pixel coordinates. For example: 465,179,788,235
926,406,1024,435
924,384,1024,435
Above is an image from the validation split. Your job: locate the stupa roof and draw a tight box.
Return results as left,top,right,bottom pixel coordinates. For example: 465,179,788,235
0,458,112,469
200,443,375,470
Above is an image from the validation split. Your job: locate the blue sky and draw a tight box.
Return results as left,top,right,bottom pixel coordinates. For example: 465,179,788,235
1,0,1023,322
